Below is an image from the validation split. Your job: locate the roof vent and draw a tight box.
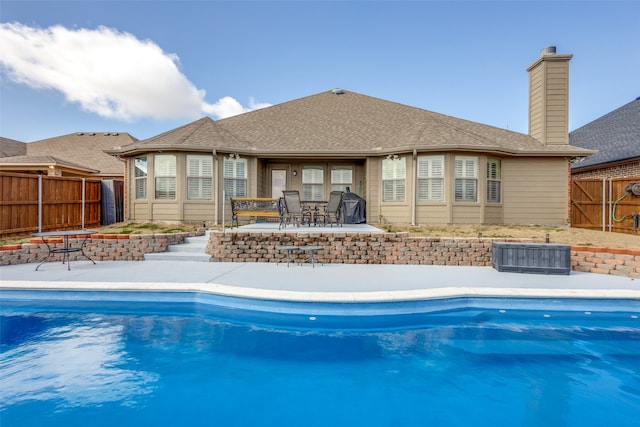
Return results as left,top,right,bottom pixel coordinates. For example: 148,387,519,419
331,88,345,95
542,46,557,55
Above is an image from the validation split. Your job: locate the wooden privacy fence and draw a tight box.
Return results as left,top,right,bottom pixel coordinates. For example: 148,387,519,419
0,172,102,238
571,177,640,235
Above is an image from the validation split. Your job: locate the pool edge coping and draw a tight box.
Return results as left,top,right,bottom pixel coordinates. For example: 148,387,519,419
2,280,640,303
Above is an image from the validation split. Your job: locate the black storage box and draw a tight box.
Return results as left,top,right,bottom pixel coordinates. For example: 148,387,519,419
492,242,571,275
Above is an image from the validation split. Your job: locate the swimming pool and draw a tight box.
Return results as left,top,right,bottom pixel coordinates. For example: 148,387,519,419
1,290,639,426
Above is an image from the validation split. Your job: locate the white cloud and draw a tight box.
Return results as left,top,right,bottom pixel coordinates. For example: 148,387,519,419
0,23,269,121
202,96,271,119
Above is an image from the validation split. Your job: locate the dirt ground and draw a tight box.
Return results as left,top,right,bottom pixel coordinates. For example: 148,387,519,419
3,222,637,249
384,225,639,249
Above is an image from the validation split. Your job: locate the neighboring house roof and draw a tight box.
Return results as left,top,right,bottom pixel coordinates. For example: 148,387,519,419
108,89,592,158
0,132,137,177
0,137,27,157
0,155,99,174
570,97,640,170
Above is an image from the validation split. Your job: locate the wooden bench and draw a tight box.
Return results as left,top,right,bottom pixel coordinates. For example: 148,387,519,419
230,197,282,228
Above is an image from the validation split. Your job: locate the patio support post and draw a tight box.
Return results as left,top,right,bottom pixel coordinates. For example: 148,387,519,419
213,149,218,226
411,149,417,226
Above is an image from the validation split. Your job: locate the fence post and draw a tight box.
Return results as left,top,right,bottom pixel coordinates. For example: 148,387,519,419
82,178,86,229
38,174,43,233
601,177,606,232
608,178,613,232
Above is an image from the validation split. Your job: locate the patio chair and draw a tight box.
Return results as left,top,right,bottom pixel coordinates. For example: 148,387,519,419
282,190,312,227
320,191,344,227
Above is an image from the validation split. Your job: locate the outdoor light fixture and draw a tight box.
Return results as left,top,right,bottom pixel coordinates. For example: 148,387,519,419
292,170,298,176
227,153,240,160
386,154,399,160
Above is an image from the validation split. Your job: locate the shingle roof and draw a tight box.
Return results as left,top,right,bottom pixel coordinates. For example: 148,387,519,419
0,155,98,173
570,97,640,170
0,137,27,157
0,132,137,176
111,89,592,158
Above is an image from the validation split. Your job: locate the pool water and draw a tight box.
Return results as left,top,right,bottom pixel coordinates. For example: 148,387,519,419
1,296,640,426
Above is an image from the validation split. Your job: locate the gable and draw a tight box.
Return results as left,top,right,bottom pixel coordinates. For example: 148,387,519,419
571,98,640,170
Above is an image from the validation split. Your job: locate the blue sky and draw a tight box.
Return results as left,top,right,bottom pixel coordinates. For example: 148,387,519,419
1,0,639,142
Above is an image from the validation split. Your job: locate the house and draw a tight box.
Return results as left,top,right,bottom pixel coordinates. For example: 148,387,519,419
0,132,136,178
106,47,592,226
570,97,640,179
0,137,26,157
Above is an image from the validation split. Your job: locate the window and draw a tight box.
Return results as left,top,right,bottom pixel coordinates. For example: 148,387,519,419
302,166,324,200
154,154,176,200
223,157,247,199
487,159,502,203
417,155,444,201
331,167,353,192
382,157,406,202
134,156,147,200
187,155,213,200
455,156,478,202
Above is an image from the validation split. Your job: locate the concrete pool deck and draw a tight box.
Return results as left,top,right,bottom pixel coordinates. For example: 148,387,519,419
1,258,639,302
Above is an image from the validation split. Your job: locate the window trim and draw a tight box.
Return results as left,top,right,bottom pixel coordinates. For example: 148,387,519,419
416,155,445,202
134,156,147,200
302,166,324,201
154,154,177,200
186,154,213,200
486,158,502,204
454,156,478,203
330,166,353,193
382,157,406,202
223,157,247,199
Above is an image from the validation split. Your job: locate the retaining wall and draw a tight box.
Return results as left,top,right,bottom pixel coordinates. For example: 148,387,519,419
571,246,640,279
0,231,202,266
2,230,638,279
206,231,640,278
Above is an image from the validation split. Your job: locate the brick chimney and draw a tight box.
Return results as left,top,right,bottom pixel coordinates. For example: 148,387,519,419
527,46,573,145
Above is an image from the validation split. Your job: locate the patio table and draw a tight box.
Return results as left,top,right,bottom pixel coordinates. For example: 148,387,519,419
32,230,97,271
276,245,324,268
301,201,328,226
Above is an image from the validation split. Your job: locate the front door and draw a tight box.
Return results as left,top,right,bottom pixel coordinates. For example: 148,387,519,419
271,169,287,198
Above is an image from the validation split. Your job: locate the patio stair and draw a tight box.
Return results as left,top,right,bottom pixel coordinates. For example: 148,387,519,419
144,232,211,262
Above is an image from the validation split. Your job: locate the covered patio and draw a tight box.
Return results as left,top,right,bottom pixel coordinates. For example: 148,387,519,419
228,222,384,234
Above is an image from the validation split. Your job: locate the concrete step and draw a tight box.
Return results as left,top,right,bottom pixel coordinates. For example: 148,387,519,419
143,231,210,262
144,251,211,262
168,243,207,253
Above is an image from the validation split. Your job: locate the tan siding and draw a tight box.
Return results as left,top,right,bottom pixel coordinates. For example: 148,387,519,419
183,202,215,222
483,205,503,224
503,158,569,224
132,203,150,220
544,62,570,145
415,205,449,225
528,65,544,141
452,206,483,224
367,157,381,222
152,203,180,221
380,205,411,224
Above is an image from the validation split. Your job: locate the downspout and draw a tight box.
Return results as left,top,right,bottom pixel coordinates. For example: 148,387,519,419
411,149,417,226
